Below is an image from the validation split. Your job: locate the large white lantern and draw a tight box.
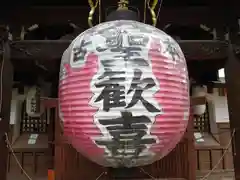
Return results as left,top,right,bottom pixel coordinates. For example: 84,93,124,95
59,20,190,167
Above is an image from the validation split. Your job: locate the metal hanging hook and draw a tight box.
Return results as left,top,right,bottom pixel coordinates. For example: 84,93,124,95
88,0,99,27
117,0,129,10
148,0,158,26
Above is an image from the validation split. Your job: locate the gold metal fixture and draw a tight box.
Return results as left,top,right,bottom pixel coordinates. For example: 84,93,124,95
148,0,158,26
88,0,100,27
117,0,129,10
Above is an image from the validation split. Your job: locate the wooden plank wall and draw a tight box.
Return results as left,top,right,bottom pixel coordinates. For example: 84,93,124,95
196,123,233,173
54,115,195,180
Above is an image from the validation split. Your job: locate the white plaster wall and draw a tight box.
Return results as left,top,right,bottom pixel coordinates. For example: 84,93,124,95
211,88,229,123
10,88,25,143
10,100,23,143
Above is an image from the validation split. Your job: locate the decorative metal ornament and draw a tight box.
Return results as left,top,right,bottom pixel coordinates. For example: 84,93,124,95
87,0,159,27
59,20,190,167
88,0,100,27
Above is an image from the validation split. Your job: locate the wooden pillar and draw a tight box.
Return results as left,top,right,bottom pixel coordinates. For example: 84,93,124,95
224,1,240,179
0,28,13,180
186,110,196,180
225,45,240,179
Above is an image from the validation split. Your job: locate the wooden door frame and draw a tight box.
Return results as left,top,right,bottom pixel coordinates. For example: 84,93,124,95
42,98,58,170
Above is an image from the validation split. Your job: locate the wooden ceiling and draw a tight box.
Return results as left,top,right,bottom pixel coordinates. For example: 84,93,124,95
0,1,238,28
0,6,223,28
0,2,235,84
1,0,222,6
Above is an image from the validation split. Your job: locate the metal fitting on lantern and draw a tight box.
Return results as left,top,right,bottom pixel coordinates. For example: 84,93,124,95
88,0,99,27
106,0,139,22
147,0,158,27
117,0,129,10
88,0,159,27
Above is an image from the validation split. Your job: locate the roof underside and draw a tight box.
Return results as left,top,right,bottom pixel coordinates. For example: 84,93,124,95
4,0,224,6
0,3,235,85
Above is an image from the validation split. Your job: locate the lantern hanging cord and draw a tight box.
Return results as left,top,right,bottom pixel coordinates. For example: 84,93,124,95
139,167,156,179
194,127,239,142
199,128,236,180
5,128,105,180
147,0,164,27
138,128,236,180
5,133,33,180
4,127,236,180
0,27,43,180
155,0,164,26
95,171,107,180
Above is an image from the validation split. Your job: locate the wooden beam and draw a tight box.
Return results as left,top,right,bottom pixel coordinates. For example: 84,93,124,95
211,81,226,88
0,6,228,28
179,40,228,60
0,35,13,180
10,40,228,61
11,40,69,60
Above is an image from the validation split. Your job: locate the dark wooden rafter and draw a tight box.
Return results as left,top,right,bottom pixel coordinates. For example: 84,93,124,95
0,6,233,29
10,40,228,61
0,6,231,75
10,39,228,84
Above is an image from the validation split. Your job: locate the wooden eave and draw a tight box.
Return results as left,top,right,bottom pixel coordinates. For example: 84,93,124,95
10,40,228,84
1,6,230,81
10,39,228,62
0,6,231,28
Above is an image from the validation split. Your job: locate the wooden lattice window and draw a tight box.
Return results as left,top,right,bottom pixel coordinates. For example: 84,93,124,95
194,103,210,132
20,101,47,133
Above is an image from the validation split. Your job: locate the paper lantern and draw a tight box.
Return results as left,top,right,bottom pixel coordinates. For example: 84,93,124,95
192,85,206,116
59,20,190,168
26,86,42,117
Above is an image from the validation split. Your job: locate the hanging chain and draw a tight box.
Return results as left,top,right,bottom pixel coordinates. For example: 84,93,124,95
88,0,99,27
147,0,158,26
